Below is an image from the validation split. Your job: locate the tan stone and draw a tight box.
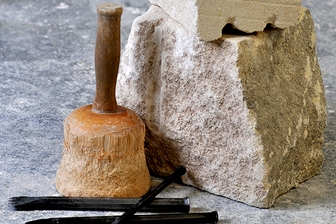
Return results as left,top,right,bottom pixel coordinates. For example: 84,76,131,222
150,0,301,41
116,5,326,208
56,105,151,198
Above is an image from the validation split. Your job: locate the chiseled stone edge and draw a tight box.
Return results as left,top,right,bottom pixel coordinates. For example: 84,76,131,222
150,0,301,41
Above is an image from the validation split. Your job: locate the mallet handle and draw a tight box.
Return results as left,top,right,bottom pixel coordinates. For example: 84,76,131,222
92,3,122,113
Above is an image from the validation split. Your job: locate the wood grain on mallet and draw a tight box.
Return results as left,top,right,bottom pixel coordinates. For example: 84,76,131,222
55,3,151,198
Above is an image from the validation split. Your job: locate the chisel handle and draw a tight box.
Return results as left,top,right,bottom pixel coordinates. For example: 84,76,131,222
93,3,122,113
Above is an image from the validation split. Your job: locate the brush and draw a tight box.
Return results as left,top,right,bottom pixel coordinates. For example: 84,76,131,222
25,211,219,224
9,196,190,212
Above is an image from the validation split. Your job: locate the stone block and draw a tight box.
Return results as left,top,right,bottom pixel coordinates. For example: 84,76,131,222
116,5,326,208
149,0,301,41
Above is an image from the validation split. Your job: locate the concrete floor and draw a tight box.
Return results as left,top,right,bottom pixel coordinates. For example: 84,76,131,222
0,0,335,223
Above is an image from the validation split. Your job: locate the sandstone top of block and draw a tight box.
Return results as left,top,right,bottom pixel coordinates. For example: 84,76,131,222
149,0,302,41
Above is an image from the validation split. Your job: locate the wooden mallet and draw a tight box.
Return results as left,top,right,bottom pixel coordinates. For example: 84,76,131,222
55,3,151,198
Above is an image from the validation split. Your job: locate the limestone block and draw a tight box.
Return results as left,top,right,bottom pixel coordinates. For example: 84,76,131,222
117,5,326,208
149,0,301,41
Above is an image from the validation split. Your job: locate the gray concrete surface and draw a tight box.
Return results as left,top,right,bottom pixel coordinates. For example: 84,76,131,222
0,0,335,223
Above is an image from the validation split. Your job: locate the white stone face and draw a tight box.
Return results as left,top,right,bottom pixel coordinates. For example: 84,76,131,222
150,0,301,41
117,6,326,208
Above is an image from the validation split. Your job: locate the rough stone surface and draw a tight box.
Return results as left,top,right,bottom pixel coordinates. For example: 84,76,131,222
1,0,336,223
149,0,302,41
117,5,326,208
56,105,151,198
